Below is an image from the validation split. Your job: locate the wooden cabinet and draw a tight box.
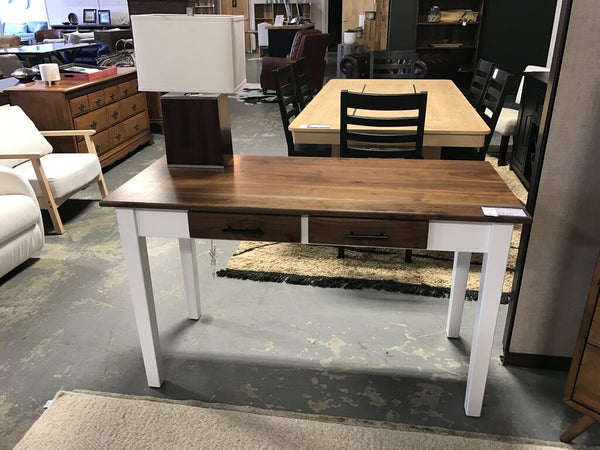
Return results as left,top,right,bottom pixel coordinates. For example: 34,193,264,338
414,0,484,86
510,72,548,189
6,68,153,168
561,252,600,442
252,2,312,29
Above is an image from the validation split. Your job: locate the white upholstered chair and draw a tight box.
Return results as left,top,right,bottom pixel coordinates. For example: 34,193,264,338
0,165,44,278
495,65,549,165
0,105,108,234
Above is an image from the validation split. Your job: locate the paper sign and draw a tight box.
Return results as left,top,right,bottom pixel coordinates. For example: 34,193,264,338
481,206,527,218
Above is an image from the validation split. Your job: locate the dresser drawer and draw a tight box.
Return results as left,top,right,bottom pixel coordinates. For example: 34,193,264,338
309,217,429,248
119,79,138,98
122,112,149,139
78,128,112,155
104,85,120,104
120,92,146,120
70,95,90,117
188,212,301,242
74,108,109,132
573,344,600,412
88,90,106,110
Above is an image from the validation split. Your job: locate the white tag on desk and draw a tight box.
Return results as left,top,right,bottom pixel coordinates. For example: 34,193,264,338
307,124,331,128
481,206,527,218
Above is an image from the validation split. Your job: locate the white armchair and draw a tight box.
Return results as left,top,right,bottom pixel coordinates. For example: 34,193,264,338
0,105,108,234
0,166,44,278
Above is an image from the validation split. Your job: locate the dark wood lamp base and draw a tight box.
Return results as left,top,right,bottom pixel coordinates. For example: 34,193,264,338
161,93,233,169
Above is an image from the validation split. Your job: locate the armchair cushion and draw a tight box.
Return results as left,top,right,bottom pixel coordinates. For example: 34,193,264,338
13,153,102,199
0,106,53,168
0,166,44,277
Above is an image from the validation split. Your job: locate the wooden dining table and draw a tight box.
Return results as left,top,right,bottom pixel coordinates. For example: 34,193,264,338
288,78,490,158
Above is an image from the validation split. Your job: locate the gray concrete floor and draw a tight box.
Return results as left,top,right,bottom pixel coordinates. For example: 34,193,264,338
1,55,599,448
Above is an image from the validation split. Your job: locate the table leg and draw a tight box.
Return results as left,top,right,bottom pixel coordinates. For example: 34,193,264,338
464,223,513,417
447,251,471,338
178,238,201,320
116,209,164,388
331,144,341,157
423,146,442,159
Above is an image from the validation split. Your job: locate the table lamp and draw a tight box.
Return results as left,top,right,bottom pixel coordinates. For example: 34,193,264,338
131,14,246,169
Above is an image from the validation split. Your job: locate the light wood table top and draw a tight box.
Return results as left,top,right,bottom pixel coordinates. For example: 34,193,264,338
289,79,490,155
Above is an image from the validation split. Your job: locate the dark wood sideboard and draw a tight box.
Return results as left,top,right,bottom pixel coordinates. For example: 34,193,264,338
561,252,600,442
5,68,153,168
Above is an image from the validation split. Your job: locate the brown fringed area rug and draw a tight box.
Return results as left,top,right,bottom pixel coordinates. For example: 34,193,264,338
15,390,572,450
217,156,527,302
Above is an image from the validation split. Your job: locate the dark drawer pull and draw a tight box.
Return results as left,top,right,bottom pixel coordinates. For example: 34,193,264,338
344,233,389,240
221,226,263,235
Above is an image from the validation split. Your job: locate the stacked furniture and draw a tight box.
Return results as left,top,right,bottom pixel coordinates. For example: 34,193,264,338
5,68,153,169
0,166,44,278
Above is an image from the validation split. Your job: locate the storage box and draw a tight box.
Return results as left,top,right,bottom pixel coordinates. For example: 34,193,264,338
59,64,117,81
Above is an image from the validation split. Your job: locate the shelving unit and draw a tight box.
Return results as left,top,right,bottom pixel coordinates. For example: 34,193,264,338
415,0,484,84
252,2,312,30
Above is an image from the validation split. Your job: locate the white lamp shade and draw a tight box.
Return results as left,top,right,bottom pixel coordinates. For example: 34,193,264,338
131,14,246,93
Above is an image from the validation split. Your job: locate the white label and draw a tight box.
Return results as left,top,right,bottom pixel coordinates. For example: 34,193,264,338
481,206,527,218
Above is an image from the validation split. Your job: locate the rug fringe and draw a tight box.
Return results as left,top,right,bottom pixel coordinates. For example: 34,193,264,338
216,269,511,304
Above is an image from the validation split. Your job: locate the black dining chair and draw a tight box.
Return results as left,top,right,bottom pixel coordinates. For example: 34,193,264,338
340,90,428,159
466,59,496,111
272,64,331,157
291,57,314,110
442,67,511,161
369,50,417,79
339,90,428,262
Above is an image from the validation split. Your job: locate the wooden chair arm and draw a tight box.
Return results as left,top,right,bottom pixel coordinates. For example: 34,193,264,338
40,130,96,137
0,153,43,160
40,129,98,155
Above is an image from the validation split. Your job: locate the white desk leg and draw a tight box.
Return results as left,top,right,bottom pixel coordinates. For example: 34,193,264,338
447,251,471,338
178,238,201,320
464,223,513,417
116,209,164,388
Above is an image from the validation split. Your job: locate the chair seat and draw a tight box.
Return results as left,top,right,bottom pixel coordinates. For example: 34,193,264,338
495,107,519,136
0,195,40,244
13,153,102,199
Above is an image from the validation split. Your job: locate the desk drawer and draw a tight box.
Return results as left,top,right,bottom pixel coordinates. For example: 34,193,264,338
309,217,428,248
188,212,301,242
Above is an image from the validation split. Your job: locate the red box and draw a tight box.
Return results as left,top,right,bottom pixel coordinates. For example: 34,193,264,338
59,65,118,81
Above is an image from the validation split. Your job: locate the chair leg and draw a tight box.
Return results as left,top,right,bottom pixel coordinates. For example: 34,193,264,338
497,135,510,166
337,247,345,259
31,158,65,234
404,249,412,263
97,173,108,197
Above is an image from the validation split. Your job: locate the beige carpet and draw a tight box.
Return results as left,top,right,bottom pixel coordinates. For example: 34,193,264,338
15,390,572,450
217,157,527,302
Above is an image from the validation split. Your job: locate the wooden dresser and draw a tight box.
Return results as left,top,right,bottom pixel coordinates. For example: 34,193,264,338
561,252,600,442
6,68,153,168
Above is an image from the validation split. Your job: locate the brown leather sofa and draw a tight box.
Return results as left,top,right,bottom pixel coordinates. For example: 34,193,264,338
260,29,329,94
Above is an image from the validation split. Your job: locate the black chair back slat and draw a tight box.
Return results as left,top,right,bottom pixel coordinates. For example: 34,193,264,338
466,59,496,110
291,58,313,110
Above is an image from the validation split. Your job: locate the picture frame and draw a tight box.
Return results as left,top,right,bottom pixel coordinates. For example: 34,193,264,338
83,9,97,24
98,10,111,25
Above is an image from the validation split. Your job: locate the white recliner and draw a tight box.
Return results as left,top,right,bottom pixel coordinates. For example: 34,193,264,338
0,165,44,278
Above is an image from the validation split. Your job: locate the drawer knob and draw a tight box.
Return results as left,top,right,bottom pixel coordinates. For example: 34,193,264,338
122,88,129,96
134,123,139,130
78,103,85,112
221,226,264,236
89,120,97,129
344,232,389,240
115,132,122,141
112,111,119,119
95,98,102,106
109,93,116,100
131,103,137,111
95,143,101,150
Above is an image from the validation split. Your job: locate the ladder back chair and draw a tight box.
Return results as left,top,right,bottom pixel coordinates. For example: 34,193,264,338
272,65,331,157
369,50,417,79
291,57,313,110
466,59,496,110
